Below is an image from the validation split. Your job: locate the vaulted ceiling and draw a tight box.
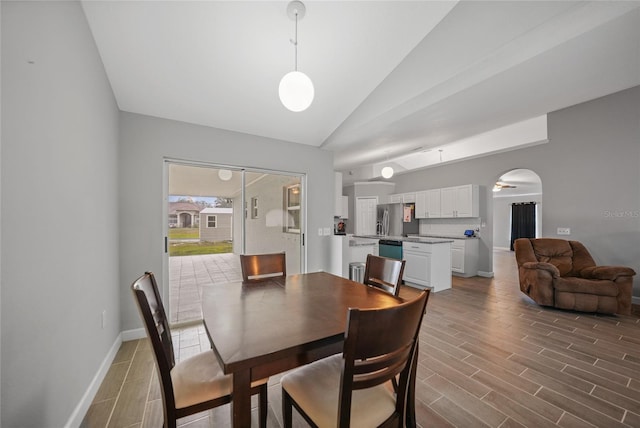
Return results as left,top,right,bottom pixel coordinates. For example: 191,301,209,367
82,1,640,184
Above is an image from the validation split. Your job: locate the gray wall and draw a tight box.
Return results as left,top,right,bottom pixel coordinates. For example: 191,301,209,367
118,112,334,331
1,2,120,426
392,86,640,295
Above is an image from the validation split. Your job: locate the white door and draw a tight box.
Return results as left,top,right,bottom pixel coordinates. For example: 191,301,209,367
356,197,378,235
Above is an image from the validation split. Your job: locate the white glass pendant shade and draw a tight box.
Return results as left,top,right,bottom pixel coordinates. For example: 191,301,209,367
218,169,233,181
381,166,394,179
279,71,314,112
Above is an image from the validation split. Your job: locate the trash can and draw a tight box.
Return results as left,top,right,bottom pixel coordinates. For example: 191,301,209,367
349,262,366,283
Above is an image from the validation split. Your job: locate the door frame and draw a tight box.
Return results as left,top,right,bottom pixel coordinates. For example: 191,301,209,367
162,158,307,321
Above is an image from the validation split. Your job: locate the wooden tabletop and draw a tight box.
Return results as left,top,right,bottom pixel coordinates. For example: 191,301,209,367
201,271,403,427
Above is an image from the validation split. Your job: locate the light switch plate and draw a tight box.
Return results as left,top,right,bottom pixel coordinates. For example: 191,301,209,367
557,227,571,235
318,228,323,236
323,228,331,236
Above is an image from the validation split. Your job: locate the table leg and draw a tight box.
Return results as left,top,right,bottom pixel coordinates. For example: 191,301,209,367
231,369,252,427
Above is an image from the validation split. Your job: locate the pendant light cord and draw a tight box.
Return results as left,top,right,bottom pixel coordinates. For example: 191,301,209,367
294,12,299,71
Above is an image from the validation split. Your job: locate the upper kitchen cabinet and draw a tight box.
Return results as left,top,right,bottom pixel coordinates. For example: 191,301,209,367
387,192,415,204
402,192,416,203
415,189,441,219
440,185,479,218
334,172,348,218
388,193,403,203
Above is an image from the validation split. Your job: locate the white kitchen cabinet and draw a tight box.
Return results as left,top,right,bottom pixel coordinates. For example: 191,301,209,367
425,188,441,218
416,189,441,218
402,241,452,292
451,241,465,272
415,191,427,218
450,238,479,277
330,236,378,278
334,172,348,218
402,192,416,203
440,185,479,218
340,196,349,219
388,193,403,203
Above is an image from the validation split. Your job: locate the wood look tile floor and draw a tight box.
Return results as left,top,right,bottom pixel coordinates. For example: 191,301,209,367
82,250,640,427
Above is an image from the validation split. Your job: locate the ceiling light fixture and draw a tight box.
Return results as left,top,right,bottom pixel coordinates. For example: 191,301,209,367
218,169,233,181
381,166,394,179
279,1,314,112
381,151,394,179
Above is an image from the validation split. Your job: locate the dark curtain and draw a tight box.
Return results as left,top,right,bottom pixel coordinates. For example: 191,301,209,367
510,202,536,250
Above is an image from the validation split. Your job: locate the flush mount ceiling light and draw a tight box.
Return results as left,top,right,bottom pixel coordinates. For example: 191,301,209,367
279,1,314,112
218,169,233,181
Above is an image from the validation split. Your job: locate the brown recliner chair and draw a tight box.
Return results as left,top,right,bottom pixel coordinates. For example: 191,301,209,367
514,238,635,315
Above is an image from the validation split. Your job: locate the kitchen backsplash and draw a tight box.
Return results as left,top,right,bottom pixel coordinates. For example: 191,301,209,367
418,218,482,237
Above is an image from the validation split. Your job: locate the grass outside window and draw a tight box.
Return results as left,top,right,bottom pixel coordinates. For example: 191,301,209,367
168,228,232,256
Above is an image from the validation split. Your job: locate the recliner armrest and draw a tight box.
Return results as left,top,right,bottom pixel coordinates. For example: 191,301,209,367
580,266,636,281
522,261,560,278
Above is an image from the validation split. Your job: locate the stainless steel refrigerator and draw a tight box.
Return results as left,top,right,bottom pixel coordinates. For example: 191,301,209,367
376,203,419,237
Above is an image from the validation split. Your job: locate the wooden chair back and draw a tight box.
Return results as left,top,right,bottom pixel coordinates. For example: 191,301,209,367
338,290,430,427
363,254,405,296
131,272,178,412
240,252,286,282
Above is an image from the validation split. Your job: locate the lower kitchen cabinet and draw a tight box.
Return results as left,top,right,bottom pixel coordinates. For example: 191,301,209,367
450,238,479,277
330,235,378,279
402,241,452,292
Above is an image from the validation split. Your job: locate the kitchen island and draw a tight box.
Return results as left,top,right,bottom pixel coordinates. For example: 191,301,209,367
354,235,453,292
329,235,379,279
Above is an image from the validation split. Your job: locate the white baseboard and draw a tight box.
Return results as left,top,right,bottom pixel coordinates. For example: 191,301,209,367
122,327,147,341
64,333,123,428
477,271,494,278
65,328,146,427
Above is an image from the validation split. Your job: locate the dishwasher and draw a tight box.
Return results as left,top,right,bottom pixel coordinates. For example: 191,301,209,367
378,239,403,260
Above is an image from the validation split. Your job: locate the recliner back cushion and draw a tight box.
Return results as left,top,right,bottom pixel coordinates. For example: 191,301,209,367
530,239,573,277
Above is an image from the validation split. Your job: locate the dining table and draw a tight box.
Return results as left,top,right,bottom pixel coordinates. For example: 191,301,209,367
200,270,412,427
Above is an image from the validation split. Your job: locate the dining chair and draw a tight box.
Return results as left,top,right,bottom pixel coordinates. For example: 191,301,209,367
363,254,406,296
131,272,268,428
240,252,286,282
281,289,430,428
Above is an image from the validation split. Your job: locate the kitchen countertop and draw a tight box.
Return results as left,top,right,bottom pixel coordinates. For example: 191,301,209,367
349,239,378,247
410,234,479,240
354,235,454,244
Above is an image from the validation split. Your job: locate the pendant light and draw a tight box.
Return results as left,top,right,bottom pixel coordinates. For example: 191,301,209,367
279,1,314,112
381,151,394,179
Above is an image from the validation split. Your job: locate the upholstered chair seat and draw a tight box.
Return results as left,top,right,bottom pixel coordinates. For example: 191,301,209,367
281,355,396,428
171,351,267,410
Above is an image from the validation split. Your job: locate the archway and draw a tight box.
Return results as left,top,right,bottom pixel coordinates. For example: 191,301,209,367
492,168,542,250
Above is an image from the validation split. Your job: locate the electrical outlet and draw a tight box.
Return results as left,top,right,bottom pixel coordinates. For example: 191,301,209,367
557,227,571,235
323,227,331,236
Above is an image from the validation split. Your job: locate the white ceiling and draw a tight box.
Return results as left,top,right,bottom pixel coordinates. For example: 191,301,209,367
82,1,640,184
493,168,542,198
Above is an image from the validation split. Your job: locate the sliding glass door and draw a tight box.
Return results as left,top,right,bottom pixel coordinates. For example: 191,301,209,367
165,160,305,325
